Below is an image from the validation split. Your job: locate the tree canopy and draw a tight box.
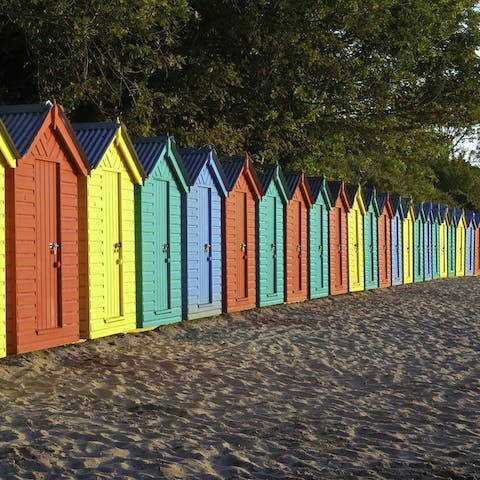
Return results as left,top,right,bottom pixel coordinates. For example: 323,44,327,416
1,0,480,208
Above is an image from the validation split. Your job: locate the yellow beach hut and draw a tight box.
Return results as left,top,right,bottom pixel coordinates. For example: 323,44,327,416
73,122,146,339
454,209,466,276
346,185,366,292
402,198,415,284
438,206,449,278
0,121,18,358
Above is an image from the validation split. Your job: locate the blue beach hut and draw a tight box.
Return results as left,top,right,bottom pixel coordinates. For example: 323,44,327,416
413,202,425,283
465,211,476,276
390,195,404,286
178,146,228,320
422,202,434,281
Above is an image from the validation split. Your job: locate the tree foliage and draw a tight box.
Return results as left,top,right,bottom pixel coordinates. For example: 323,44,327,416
1,0,480,208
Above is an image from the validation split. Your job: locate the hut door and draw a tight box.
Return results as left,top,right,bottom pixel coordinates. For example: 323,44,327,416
317,204,325,290
354,210,361,285
381,214,389,282
198,186,212,306
104,171,123,320
156,179,170,311
335,207,343,288
291,200,302,293
35,159,61,331
266,196,277,295
368,212,375,282
392,215,400,281
235,191,248,299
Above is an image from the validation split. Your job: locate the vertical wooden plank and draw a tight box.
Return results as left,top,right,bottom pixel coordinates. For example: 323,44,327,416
198,186,212,306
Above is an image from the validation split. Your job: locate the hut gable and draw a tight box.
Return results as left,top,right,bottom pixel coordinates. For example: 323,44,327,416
256,162,289,204
308,175,333,210
220,154,262,200
284,170,313,207
327,180,350,212
377,192,394,218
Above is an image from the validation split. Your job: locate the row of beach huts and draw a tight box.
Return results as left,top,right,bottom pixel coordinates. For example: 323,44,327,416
0,101,477,357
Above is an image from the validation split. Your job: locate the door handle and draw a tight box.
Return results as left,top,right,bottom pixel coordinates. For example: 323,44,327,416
296,244,301,252
163,243,169,252
49,242,60,255
114,242,122,250
204,243,211,253
271,243,276,250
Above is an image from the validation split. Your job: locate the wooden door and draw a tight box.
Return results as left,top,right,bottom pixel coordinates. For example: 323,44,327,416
291,200,302,293
317,204,326,291
156,179,171,311
366,212,375,284
265,196,278,295
104,170,123,320
198,186,212,305
447,225,455,276
475,228,480,274
353,210,361,286
335,207,343,289
235,191,248,300
391,215,401,283
35,159,61,331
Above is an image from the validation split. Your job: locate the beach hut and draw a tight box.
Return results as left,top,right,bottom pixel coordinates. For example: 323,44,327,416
0,102,89,354
454,209,466,277
439,206,449,278
0,121,18,358
132,136,189,328
73,122,145,340
283,170,313,303
377,192,393,288
308,176,332,298
327,181,350,295
362,187,380,290
474,213,480,275
413,202,425,283
446,208,457,277
256,163,289,307
346,185,366,292
178,146,228,320
390,195,404,286
422,202,434,281
430,204,441,279
465,211,476,276
220,154,262,313
402,198,415,284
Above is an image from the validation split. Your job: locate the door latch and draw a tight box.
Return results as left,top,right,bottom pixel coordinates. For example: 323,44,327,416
163,243,169,252
114,242,122,251
49,242,60,254
204,243,211,253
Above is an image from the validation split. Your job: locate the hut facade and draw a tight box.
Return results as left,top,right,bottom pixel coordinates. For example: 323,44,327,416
220,154,262,313
178,146,228,320
402,198,415,284
328,181,350,295
133,136,189,328
422,202,434,281
283,171,312,303
454,209,466,277
346,185,366,292
439,206,449,278
74,122,145,339
475,212,480,275
413,203,425,283
0,121,18,357
430,204,441,279
362,187,380,290
465,211,476,276
390,195,404,286
377,192,393,288
256,163,289,307
1,103,89,354
308,176,332,298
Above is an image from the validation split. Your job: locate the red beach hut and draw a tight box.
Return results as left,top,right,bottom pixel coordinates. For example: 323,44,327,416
283,170,313,303
0,102,89,354
377,192,394,288
327,180,350,295
220,154,263,313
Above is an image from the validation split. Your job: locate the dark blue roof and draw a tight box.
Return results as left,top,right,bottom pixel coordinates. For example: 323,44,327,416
377,192,388,212
345,184,358,206
219,156,245,191
256,163,277,192
327,181,342,202
73,122,119,168
0,103,51,157
465,211,475,226
401,197,412,216
413,202,423,219
390,194,404,217
308,176,330,204
362,188,374,209
284,171,301,198
132,136,168,175
439,205,448,222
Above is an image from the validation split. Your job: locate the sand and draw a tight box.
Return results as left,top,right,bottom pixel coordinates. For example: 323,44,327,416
0,276,479,479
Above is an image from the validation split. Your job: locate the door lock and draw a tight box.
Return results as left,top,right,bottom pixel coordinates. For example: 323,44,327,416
49,242,60,254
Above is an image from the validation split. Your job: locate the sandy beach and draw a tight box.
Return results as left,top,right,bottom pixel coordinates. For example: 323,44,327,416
0,276,479,479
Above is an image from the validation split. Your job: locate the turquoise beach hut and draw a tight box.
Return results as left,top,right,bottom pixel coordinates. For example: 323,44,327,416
255,163,289,307
362,187,380,290
133,136,189,328
413,202,425,283
447,207,456,277
431,203,441,279
307,175,332,298
178,146,228,320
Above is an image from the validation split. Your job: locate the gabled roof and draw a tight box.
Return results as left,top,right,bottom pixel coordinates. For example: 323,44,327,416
327,180,350,212
307,175,332,210
255,162,289,205
219,153,263,200
0,102,89,175
362,186,380,217
284,170,313,207
0,118,19,168
0,103,51,157
402,197,415,220
439,205,449,223
345,184,366,215
377,192,394,218
452,208,466,227
178,145,228,196
449,207,457,226
73,121,145,184
465,211,476,228
133,135,189,194
413,202,426,222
